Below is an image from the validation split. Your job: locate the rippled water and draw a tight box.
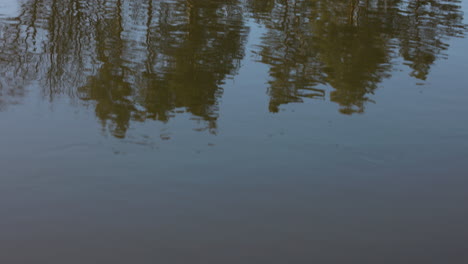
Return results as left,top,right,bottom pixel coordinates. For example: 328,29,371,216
1,0,467,263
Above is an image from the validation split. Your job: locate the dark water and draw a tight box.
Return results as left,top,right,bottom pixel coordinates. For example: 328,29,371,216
1,0,468,263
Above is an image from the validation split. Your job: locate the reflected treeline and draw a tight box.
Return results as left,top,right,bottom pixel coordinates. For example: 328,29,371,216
0,0,466,137
0,0,248,137
247,0,466,114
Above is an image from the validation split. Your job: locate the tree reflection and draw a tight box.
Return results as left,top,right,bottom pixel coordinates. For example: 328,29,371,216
248,0,466,114
0,0,248,137
0,0,465,137
76,0,248,137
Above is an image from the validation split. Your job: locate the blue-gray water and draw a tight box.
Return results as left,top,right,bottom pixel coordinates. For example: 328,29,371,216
1,0,468,263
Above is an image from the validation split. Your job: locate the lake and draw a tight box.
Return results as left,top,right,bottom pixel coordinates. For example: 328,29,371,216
1,0,467,263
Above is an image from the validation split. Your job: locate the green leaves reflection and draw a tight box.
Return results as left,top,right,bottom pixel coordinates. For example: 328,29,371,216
0,0,465,138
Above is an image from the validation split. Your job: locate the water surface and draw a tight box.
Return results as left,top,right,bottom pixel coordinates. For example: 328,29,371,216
1,0,468,263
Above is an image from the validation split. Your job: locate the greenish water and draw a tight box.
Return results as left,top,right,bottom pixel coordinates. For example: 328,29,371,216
1,0,467,263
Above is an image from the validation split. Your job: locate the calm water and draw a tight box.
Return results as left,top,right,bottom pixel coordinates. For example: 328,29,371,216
1,0,468,263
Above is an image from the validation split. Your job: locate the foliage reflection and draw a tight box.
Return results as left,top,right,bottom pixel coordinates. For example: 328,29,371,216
0,0,465,137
